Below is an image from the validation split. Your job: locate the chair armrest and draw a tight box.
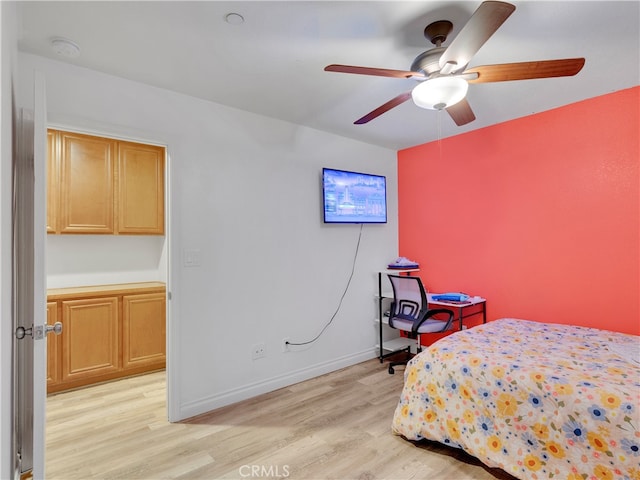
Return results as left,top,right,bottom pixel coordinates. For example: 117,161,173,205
412,308,455,334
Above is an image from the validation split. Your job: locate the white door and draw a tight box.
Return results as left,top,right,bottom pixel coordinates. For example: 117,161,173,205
12,72,49,480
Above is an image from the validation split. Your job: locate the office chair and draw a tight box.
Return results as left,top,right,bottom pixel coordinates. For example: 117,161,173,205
386,274,455,374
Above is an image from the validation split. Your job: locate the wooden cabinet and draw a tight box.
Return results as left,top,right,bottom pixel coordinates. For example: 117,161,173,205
58,131,117,234
122,293,166,369
46,131,59,234
47,282,166,394
47,129,164,235
62,297,120,383
117,141,165,234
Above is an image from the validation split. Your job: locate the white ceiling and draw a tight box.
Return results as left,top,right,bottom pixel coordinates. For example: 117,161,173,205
16,1,640,150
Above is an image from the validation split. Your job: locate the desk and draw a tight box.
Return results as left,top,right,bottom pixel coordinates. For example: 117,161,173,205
427,294,486,330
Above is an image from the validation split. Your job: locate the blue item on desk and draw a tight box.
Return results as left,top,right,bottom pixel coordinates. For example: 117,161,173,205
388,256,419,269
432,293,470,302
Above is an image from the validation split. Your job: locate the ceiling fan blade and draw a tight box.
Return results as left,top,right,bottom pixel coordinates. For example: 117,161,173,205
439,1,516,74
354,92,413,125
325,64,425,79
463,58,586,83
446,98,476,126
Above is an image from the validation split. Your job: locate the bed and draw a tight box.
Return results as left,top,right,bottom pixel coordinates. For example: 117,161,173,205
392,318,640,480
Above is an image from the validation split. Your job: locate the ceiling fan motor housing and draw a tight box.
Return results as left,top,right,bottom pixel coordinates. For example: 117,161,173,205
410,47,446,77
410,20,454,76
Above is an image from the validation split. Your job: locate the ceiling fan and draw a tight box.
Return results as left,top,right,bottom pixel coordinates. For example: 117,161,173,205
324,1,585,126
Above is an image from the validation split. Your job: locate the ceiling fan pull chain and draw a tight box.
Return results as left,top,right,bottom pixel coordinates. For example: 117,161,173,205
437,110,443,162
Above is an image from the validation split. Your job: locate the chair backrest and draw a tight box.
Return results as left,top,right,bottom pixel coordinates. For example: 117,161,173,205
387,275,429,328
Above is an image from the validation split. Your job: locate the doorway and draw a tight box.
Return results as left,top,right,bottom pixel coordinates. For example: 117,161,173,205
43,127,171,475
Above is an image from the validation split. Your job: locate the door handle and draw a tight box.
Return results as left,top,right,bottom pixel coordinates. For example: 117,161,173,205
15,322,63,340
15,326,33,340
45,322,63,335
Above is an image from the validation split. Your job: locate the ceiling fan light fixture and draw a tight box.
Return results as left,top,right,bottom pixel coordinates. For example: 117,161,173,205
411,76,468,110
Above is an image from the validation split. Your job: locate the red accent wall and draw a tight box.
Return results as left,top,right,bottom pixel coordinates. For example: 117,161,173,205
398,87,639,335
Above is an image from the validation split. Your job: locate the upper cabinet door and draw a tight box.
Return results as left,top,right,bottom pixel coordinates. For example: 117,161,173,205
117,141,165,235
46,130,59,234
58,131,116,234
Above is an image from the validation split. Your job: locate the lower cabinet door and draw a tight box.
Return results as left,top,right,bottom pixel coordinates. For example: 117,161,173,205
122,293,166,370
61,297,119,383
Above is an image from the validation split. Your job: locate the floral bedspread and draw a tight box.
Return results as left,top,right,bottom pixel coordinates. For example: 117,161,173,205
392,318,640,480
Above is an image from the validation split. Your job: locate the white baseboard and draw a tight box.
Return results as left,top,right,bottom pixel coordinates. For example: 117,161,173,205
177,348,378,421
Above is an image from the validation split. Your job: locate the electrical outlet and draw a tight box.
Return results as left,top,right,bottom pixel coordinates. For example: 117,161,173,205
282,337,290,353
252,343,266,360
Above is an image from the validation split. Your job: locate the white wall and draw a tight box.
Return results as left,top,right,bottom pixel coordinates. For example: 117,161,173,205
17,53,398,421
46,235,166,288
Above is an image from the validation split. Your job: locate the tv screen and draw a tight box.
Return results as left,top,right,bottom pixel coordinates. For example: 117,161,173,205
322,168,387,224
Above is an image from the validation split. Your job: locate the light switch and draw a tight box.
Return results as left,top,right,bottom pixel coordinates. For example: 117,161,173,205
183,249,202,267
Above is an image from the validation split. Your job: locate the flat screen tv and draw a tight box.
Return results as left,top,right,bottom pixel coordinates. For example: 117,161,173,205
322,167,387,224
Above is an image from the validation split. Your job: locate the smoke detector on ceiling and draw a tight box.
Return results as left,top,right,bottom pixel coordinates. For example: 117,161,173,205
225,13,244,25
50,37,81,58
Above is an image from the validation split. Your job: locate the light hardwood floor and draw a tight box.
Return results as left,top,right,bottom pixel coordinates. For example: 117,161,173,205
46,359,516,480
